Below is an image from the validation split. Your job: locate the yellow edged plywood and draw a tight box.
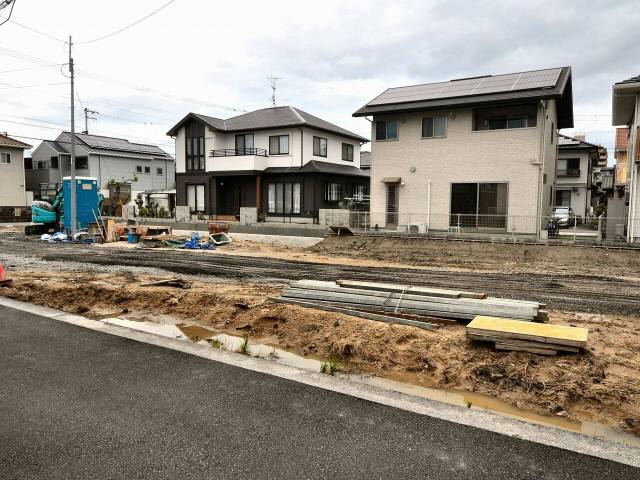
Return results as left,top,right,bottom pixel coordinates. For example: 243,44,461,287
467,316,588,347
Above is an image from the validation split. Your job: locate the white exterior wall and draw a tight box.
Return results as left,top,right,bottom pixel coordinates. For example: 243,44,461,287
302,128,361,168
555,148,590,216
174,124,362,173
370,105,552,233
0,147,28,206
628,94,640,241
175,127,186,173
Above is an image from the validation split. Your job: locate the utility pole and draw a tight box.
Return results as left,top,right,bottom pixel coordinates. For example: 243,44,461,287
69,35,77,236
83,108,99,134
267,75,281,108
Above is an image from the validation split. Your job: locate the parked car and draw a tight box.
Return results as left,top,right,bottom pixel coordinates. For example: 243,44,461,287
552,206,577,228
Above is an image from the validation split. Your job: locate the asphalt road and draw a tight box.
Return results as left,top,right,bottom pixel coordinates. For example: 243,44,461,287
0,305,637,479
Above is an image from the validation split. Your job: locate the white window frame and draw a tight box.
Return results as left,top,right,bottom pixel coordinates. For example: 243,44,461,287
0,152,11,164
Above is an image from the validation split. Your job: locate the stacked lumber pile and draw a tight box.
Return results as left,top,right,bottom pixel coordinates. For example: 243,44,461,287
467,316,588,355
272,280,547,329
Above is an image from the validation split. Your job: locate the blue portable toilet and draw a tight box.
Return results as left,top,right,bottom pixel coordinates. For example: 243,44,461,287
63,176,100,230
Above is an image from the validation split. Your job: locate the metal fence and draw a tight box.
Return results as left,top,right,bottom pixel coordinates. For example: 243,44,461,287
322,210,634,244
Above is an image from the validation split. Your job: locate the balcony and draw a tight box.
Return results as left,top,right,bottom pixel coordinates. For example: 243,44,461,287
557,168,580,177
210,148,268,157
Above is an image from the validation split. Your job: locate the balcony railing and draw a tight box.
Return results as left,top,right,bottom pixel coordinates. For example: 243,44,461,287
210,148,268,157
557,168,581,177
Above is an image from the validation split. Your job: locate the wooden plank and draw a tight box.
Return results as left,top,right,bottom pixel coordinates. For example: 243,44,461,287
467,333,580,352
494,343,558,356
270,297,440,331
466,316,588,347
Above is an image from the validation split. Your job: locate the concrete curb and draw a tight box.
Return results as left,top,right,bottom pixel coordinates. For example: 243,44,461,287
1,296,639,468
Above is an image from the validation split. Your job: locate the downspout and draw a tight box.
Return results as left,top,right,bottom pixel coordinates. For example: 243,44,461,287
427,179,431,233
536,100,548,239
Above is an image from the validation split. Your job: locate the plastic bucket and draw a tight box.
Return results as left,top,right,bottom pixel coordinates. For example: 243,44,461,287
127,233,139,244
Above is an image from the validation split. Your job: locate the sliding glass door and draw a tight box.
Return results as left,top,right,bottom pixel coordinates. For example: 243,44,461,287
450,182,507,230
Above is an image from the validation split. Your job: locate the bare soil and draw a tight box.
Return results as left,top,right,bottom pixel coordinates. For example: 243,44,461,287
310,236,640,278
2,270,639,437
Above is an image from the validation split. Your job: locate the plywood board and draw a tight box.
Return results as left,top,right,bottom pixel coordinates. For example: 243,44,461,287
467,333,580,352
467,316,588,347
494,343,558,356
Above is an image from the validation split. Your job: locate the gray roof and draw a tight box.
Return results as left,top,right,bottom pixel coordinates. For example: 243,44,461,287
354,66,573,128
57,132,173,159
167,106,368,142
616,74,640,85
264,160,369,177
558,134,600,150
42,140,67,154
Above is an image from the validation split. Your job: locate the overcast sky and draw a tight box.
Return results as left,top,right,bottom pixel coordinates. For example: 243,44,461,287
1,0,638,158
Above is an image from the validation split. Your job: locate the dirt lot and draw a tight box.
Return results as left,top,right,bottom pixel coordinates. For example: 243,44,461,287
2,230,640,315
2,270,639,437
310,236,640,278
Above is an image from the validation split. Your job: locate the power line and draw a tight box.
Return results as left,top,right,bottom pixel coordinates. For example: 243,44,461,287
0,81,67,90
75,0,178,45
4,17,66,43
78,69,247,113
0,63,60,74
0,43,247,114
0,116,176,146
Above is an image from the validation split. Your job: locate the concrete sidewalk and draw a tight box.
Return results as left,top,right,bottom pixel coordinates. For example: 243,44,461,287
1,304,638,479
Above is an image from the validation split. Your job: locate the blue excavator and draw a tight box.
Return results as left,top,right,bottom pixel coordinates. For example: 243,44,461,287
25,189,66,235
25,179,104,235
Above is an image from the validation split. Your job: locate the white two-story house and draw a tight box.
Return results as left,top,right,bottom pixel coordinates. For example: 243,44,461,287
167,106,369,222
555,134,599,217
0,133,31,217
612,74,640,242
353,67,574,237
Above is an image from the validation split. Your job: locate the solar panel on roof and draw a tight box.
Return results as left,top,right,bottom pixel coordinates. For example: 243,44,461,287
368,68,562,106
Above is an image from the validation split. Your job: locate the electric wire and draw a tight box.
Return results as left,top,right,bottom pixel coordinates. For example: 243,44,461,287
75,0,177,45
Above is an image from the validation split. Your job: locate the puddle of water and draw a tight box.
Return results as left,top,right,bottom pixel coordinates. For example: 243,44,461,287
102,318,323,372
100,317,640,448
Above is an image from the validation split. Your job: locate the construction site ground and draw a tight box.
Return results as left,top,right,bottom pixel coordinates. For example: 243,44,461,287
0,226,638,437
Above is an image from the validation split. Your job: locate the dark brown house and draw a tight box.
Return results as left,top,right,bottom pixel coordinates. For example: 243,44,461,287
167,106,369,222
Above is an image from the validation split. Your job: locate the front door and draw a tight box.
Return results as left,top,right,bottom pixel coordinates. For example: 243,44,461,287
386,183,399,227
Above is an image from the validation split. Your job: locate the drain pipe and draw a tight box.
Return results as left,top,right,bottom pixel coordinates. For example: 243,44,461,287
427,179,431,234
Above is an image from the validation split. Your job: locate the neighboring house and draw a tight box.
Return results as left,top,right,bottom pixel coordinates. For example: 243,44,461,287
554,134,599,216
359,151,372,170
353,67,573,236
615,127,630,189
612,75,640,242
27,132,175,201
166,106,369,222
0,133,31,209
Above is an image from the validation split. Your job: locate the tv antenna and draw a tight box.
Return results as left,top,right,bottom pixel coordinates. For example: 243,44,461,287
267,75,281,107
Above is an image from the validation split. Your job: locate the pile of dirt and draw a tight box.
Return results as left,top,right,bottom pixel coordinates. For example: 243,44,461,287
310,236,640,277
2,270,639,436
